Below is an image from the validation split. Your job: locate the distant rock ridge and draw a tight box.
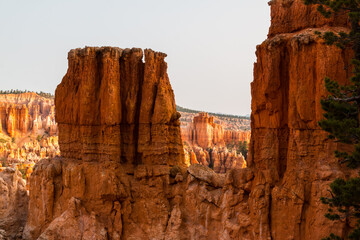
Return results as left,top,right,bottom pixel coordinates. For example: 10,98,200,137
0,92,57,138
181,112,250,149
248,0,357,238
181,112,249,173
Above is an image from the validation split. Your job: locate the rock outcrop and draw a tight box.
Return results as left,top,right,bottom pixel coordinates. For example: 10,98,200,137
248,0,357,238
55,47,183,165
0,168,29,239
0,93,57,138
24,47,186,239
24,47,252,240
268,0,349,37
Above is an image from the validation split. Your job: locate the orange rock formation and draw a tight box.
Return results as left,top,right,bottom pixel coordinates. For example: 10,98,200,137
55,47,183,165
24,47,186,239
248,0,357,238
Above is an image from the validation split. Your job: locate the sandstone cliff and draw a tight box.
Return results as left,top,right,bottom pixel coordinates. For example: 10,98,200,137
55,47,183,165
248,0,357,238
24,47,187,239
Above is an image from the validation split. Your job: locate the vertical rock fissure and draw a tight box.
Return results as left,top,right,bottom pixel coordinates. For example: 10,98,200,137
119,55,128,164
96,51,104,159
134,56,145,165
149,82,159,144
278,47,290,179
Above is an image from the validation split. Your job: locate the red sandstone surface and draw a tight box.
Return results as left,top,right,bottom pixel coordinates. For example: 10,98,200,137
248,0,357,238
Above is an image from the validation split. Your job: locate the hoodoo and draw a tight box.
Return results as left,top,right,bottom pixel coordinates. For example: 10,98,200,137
23,47,186,239
55,47,184,165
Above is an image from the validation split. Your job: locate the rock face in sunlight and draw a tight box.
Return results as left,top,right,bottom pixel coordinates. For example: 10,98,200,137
23,47,189,239
55,47,184,165
250,0,357,239
21,47,252,240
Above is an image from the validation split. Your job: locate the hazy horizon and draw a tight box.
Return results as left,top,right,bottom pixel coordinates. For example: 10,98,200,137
0,0,270,116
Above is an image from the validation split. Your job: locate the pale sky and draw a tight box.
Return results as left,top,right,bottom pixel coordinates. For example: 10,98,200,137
0,0,270,116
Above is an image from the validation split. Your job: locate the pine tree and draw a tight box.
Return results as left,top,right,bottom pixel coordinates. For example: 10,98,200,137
237,141,248,160
303,0,360,239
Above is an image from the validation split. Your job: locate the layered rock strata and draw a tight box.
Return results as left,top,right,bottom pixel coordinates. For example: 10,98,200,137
55,47,184,165
24,47,252,240
24,47,186,239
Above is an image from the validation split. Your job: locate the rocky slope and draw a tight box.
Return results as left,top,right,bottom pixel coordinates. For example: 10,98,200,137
0,168,28,240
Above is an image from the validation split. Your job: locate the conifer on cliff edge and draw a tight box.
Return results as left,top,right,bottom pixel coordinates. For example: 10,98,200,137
303,0,360,239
